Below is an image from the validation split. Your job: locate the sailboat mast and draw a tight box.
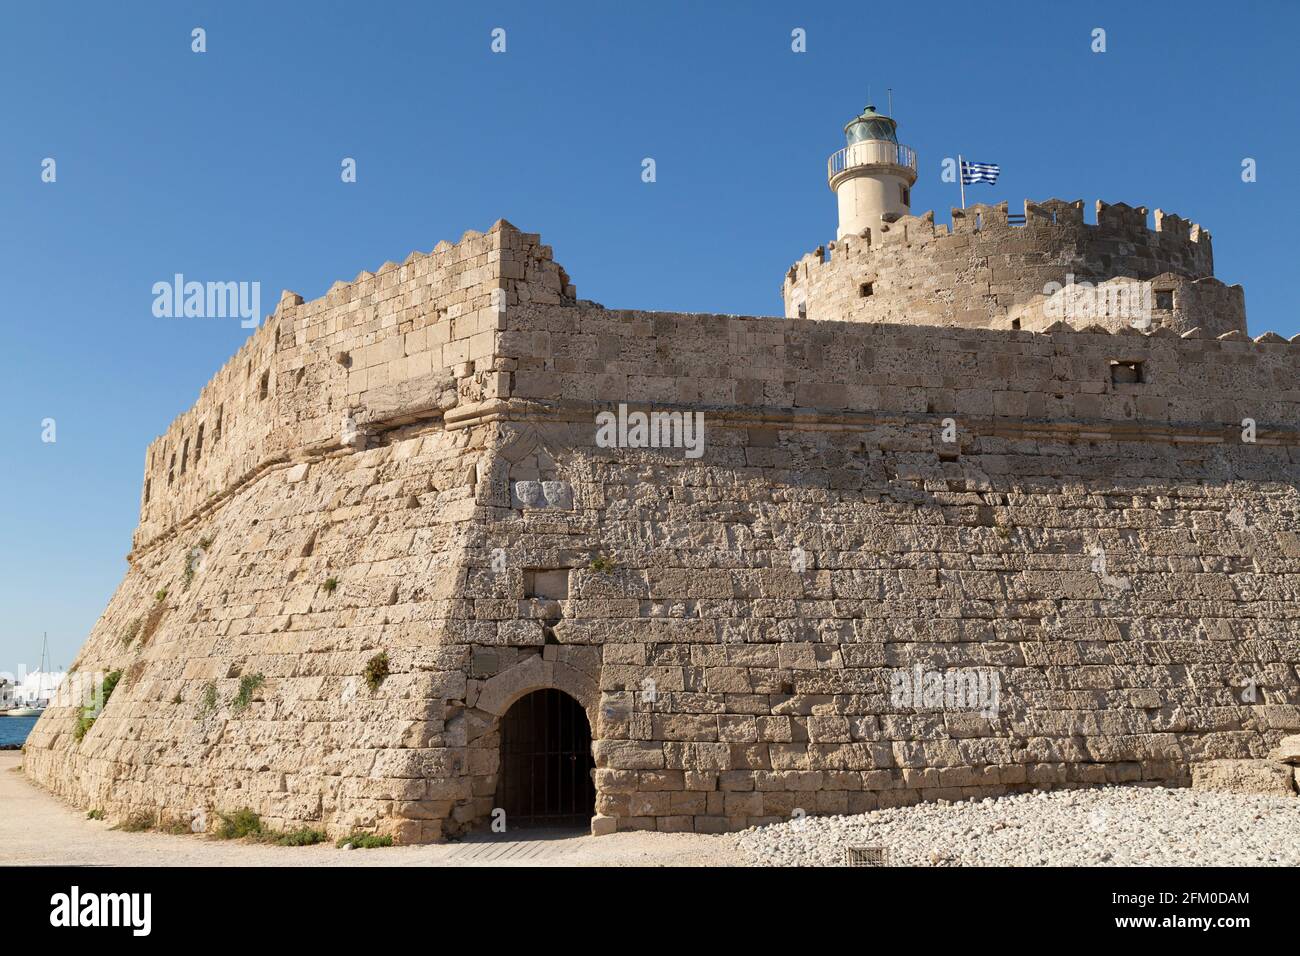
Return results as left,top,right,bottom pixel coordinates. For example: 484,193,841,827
37,633,48,702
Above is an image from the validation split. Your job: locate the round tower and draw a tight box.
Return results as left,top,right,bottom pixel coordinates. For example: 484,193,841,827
828,104,917,240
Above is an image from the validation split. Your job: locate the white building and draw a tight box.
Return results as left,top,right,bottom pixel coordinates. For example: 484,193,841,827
5,670,67,707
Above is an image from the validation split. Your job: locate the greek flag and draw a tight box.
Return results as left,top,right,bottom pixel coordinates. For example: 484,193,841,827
961,160,1000,185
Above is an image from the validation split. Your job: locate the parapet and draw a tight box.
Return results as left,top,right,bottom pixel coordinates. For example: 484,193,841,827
504,300,1300,440
132,220,576,554
1005,272,1245,337
133,212,1268,556
784,198,1227,332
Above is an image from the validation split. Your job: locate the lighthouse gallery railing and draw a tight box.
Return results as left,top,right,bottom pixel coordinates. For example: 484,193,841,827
827,142,917,179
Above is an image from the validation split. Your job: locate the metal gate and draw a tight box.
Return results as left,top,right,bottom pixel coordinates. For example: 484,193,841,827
495,689,596,828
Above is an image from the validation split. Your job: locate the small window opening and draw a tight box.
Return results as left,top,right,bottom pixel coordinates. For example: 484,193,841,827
259,370,270,400
859,282,874,298
797,302,807,319
900,185,910,206
523,569,570,601
180,438,189,474
214,405,223,441
1011,318,1021,330
195,423,204,463
1110,360,1145,385
144,478,151,504
1154,290,1174,311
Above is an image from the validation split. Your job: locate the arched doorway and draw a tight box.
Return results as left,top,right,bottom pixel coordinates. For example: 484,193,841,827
495,688,596,828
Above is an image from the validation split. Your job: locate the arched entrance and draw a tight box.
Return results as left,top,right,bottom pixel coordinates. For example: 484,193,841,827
495,688,596,828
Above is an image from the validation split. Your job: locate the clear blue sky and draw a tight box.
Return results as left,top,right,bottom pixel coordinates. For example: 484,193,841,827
2,0,1296,673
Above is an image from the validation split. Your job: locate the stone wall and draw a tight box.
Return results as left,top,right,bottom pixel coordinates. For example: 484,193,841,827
507,303,1297,430
783,199,1242,335
1006,273,1246,337
23,224,1300,841
132,220,574,553
481,302,1300,831
24,428,483,843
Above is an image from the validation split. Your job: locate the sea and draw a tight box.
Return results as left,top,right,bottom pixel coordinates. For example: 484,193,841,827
0,715,38,748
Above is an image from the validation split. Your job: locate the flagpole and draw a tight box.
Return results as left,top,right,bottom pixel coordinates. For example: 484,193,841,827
958,153,966,209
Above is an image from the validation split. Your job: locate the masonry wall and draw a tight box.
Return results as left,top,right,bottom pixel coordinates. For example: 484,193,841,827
782,199,1242,335
23,428,485,843
132,220,574,553
23,228,1300,841
469,302,1300,832
1006,273,1246,337
507,303,1297,430
26,222,578,843
463,419,1300,832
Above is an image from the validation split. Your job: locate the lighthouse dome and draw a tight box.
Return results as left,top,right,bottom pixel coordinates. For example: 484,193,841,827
844,105,898,146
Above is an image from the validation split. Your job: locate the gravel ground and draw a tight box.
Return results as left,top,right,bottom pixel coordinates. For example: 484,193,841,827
0,753,734,867
734,785,1300,866
8,750,1296,867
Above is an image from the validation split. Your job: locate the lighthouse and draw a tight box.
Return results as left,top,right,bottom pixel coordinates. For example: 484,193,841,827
827,104,917,240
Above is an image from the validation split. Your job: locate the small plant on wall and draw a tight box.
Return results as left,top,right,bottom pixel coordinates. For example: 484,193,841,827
197,680,218,719
589,555,616,573
231,673,265,715
363,652,390,693
120,617,142,647
73,669,123,742
322,577,338,594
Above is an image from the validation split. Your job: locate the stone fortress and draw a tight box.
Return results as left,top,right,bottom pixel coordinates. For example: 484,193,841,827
25,105,1300,841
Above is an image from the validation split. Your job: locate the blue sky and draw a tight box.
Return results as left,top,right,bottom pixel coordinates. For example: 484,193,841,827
2,0,1296,673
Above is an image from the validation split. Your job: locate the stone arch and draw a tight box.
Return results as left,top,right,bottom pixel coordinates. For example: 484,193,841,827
471,653,601,831
474,654,599,731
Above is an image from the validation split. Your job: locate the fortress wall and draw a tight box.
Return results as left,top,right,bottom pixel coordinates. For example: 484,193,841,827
25,424,488,843
24,222,583,843
783,199,1235,333
440,300,1300,833
23,236,1300,840
131,222,573,554
455,417,1300,833
505,304,1300,434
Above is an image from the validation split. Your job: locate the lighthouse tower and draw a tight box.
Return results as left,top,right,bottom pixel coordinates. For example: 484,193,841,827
828,104,918,240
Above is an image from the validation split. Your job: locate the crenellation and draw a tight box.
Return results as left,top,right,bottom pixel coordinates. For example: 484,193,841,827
130,220,576,555
1095,200,1150,235
785,196,1230,332
1154,208,1191,243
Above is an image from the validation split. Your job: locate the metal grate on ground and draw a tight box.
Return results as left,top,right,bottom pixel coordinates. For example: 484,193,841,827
844,845,888,867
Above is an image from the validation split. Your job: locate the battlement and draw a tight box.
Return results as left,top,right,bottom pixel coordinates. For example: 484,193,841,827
131,214,1296,558
784,198,1230,333
133,220,575,552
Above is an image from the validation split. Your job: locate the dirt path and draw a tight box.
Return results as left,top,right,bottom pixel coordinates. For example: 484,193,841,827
0,753,741,867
